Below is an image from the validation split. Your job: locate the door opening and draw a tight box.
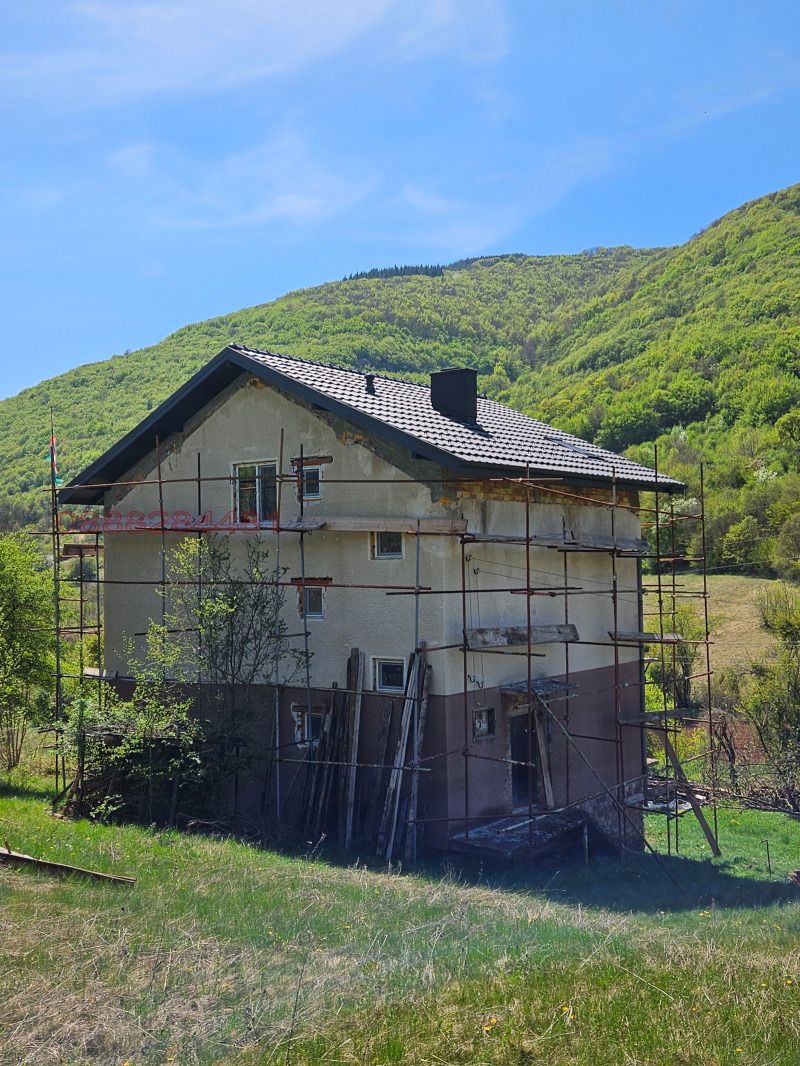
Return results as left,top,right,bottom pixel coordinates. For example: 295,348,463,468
510,714,538,809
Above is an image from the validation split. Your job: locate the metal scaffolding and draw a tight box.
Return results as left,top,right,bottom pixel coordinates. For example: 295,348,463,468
40,429,721,865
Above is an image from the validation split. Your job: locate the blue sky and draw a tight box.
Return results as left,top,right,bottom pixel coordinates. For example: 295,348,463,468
2,0,800,399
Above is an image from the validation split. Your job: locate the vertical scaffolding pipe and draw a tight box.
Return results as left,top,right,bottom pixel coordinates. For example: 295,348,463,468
196,452,203,684
525,466,535,858
699,463,719,847
611,468,625,846
562,516,571,805
155,436,167,652
49,410,63,794
298,445,313,735
461,537,470,841
273,430,284,822
653,446,671,855
414,519,421,652
669,494,680,854
94,531,103,714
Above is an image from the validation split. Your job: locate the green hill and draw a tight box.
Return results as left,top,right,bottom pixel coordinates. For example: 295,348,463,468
3,183,800,575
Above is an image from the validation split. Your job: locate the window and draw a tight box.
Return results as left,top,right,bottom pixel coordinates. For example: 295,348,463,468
302,465,322,499
472,706,495,741
374,658,405,692
372,531,403,558
292,577,330,618
234,461,277,524
291,704,323,748
303,585,325,618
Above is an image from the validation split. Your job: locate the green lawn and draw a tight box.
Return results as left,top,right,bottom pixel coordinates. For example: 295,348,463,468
2,764,800,1066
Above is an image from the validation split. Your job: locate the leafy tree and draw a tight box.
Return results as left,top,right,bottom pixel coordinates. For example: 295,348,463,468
0,536,54,769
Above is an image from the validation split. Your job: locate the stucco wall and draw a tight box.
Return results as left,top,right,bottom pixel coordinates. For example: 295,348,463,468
99,375,647,731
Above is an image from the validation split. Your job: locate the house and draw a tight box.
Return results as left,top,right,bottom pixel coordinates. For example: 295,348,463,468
60,344,683,857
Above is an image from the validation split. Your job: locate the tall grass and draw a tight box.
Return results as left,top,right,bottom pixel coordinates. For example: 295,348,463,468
2,764,800,1065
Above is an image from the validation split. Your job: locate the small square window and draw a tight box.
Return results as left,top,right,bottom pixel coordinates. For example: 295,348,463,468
375,659,405,692
302,466,321,499
374,531,403,558
472,706,496,741
303,586,325,618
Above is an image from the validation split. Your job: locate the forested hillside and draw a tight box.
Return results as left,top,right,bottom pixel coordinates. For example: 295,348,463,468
3,183,800,576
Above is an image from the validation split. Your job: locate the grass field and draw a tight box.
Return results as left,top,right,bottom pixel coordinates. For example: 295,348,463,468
3,753,800,1066
677,573,778,675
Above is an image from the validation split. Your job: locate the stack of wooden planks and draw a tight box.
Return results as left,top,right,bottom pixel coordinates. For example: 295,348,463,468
301,648,366,844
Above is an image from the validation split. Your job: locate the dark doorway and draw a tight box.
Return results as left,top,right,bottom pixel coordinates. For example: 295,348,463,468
510,713,538,809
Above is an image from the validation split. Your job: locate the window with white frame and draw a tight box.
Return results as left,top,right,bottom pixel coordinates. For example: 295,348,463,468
233,461,277,523
302,465,322,499
374,658,405,693
372,530,403,558
302,585,325,619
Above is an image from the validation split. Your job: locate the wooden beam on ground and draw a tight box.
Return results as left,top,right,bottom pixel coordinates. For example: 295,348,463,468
0,844,135,885
465,623,579,649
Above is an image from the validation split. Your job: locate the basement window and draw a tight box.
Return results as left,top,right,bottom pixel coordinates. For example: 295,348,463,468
233,461,277,524
291,704,323,748
472,706,496,741
374,658,405,693
372,531,403,558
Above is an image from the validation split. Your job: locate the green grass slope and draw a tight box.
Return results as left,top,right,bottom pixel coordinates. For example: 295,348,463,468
2,763,800,1066
3,183,800,556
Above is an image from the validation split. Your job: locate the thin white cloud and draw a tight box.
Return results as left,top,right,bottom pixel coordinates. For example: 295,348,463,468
0,0,508,109
124,132,378,230
383,0,508,65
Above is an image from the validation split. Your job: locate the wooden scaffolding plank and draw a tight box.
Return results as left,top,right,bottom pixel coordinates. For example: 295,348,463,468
404,660,432,866
377,654,418,858
466,623,579,649
612,630,682,644
533,706,554,809
344,649,365,849
281,516,468,534
367,698,394,845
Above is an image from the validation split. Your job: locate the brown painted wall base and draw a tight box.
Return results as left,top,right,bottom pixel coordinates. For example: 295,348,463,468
100,656,645,856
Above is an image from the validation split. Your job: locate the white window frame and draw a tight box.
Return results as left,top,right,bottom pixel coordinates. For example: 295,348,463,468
301,465,322,500
371,530,404,559
302,584,325,619
232,460,278,525
373,657,406,693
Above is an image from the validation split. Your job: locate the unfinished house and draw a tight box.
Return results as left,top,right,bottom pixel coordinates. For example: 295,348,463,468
60,344,686,860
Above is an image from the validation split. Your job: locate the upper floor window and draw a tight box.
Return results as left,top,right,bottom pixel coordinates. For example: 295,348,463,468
302,465,322,499
234,462,277,524
372,531,403,559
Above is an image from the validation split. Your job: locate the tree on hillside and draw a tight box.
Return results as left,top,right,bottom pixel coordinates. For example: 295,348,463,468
0,536,54,768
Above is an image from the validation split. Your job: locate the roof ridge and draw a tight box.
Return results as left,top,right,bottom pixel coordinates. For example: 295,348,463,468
229,342,429,389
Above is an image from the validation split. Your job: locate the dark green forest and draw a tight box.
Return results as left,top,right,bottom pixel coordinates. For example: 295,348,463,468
3,183,800,576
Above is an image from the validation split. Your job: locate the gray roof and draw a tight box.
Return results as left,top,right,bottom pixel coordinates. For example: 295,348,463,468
231,344,682,491
60,343,682,504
